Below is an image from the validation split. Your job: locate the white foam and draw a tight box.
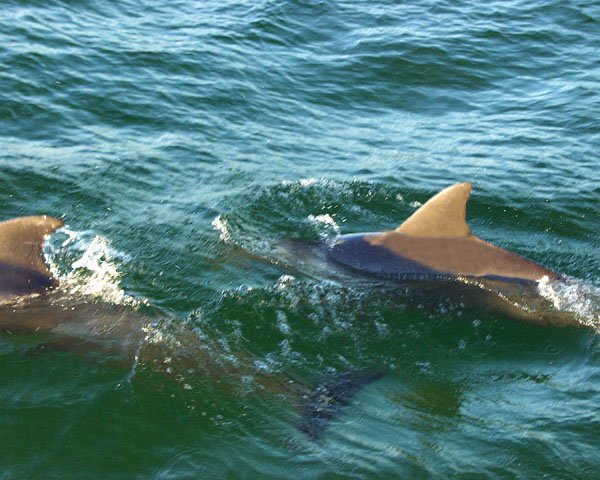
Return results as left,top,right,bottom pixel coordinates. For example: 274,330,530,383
299,178,319,187
44,227,140,306
537,275,600,328
211,215,232,243
275,275,296,290
276,310,291,335
281,177,337,189
307,213,340,239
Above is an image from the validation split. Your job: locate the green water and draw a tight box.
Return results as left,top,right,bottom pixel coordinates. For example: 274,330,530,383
1,0,599,478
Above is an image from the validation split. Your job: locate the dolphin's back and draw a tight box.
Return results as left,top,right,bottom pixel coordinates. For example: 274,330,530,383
326,233,440,280
328,232,557,283
0,262,57,296
374,233,556,282
326,183,558,284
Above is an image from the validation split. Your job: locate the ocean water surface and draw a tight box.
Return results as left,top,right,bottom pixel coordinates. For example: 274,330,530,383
1,0,599,478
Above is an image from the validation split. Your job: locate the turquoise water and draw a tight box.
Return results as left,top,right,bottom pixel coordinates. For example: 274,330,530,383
1,0,599,477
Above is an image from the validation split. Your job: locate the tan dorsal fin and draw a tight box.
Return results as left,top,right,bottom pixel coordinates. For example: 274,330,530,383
396,182,472,238
0,215,64,278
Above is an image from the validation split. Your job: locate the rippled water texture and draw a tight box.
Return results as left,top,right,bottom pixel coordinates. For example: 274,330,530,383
1,0,599,478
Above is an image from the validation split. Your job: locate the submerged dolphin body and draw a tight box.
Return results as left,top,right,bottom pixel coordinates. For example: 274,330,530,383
281,183,585,326
0,215,378,438
0,215,149,359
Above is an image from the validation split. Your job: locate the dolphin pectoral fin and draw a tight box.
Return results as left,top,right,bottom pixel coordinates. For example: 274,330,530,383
297,369,385,440
397,182,472,238
0,215,64,293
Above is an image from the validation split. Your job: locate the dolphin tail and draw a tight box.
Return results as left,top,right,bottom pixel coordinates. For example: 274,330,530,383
297,369,384,440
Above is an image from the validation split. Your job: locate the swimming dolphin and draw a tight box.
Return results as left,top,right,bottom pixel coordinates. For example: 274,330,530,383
327,182,557,282
0,215,378,437
278,182,587,326
0,215,150,358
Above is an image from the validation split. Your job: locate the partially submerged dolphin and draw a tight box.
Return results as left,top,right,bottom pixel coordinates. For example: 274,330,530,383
328,182,557,284
280,182,586,326
0,215,378,437
0,215,150,359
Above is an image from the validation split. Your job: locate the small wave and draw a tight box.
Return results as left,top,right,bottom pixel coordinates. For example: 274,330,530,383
211,215,232,243
210,179,405,256
281,177,330,188
306,213,340,239
43,227,141,306
538,275,600,329
275,274,296,290
280,177,346,193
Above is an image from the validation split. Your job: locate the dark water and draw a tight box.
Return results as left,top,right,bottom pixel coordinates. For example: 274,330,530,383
1,0,599,478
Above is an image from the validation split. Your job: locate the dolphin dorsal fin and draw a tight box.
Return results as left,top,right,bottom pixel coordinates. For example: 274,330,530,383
0,216,64,279
396,182,472,238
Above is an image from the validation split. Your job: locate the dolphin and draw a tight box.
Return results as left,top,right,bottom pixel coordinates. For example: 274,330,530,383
0,215,150,359
0,215,380,437
278,182,589,326
328,183,558,283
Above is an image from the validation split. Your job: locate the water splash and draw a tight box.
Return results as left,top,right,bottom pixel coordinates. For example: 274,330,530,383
538,275,600,329
211,215,232,243
43,227,141,306
281,177,330,188
306,213,340,239
280,177,345,192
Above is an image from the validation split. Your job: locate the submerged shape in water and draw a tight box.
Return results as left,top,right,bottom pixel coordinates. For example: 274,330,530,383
0,214,377,439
